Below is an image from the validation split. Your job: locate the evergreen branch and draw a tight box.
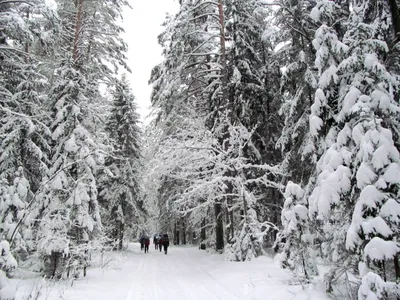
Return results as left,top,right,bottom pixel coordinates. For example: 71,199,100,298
9,152,97,245
187,0,219,14
0,0,33,5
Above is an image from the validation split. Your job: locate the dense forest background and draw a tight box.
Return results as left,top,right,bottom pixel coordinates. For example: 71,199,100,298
1,0,400,299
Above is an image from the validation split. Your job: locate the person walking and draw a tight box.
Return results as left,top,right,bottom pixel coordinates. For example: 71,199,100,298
162,234,170,254
158,235,163,252
153,235,159,250
139,234,144,251
144,236,150,253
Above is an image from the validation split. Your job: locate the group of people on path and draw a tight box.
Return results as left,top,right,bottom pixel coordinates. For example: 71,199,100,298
139,233,170,254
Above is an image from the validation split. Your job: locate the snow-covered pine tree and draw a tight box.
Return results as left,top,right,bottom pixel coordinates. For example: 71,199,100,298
339,1,400,298
0,168,31,260
274,0,319,265
0,0,56,268
221,0,287,258
305,0,353,293
274,0,318,184
33,0,132,278
280,182,317,280
300,0,400,297
0,240,17,300
99,75,142,250
38,61,102,279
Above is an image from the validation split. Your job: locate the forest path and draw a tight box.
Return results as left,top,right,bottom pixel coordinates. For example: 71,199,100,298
16,243,330,300
124,245,239,300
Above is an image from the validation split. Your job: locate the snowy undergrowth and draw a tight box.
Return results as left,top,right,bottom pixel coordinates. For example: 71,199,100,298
11,247,128,300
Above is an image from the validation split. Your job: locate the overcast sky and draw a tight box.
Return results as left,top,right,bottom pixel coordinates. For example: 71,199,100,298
122,0,179,123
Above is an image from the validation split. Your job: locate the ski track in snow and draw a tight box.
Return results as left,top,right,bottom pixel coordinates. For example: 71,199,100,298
15,244,330,300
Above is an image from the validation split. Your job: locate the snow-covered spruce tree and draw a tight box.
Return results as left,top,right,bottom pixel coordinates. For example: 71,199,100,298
0,0,56,268
273,0,318,258
280,182,317,280
32,0,131,278
0,0,53,189
270,4,322,218
309,0,349,149
274,0,318,184
222,124,281,261
340,1,400,298
305,0,354,294
0,168,32,259
302,0,400,297
37,61,102,279
224,0,284,251
99,75,142,250
0,240,17,300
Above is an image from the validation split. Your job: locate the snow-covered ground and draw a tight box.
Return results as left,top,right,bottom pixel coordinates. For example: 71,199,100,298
14,244,330,300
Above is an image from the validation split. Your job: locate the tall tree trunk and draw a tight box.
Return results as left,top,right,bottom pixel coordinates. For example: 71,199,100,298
214,0,228,254
174,221,180,245
218,0,228,100
24,9,29,61
389,0,400,40
394,254,400,283
201,218,206,242
182,219,186,245
73,0,84,62
215,202,224,251
118,221,124,250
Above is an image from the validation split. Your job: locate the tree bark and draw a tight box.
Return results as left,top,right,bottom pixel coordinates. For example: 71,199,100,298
24,9,29,61
214,0,228,254
201,218,206,241
215,203,224,251
389,0,400,41
394,254,400,283
73,0,84,62
182,219,186,245
118,221,124,250
174,221,180,245
218,0,228,107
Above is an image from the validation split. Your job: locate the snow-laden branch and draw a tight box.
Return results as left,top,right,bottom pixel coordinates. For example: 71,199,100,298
187,1,219,14
9,151,100,244
0,0,33,5
189,13,220,23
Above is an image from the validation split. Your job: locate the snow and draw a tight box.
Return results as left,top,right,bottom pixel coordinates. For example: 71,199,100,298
0,270,15,300
361,217,392,238
380,199,400,223
370,89,391,112
383,163,400,184
338,86,361,122
364,237,399,261
310,7,321,22
65,134,79,153
284,181,304,199
51,171,67,190
359,185,384,209
364,53,379,70
14,244,331,300
371,145,391,170
356,163,376,188
0,241,18,270
309,146,352,218
358,272,387,300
